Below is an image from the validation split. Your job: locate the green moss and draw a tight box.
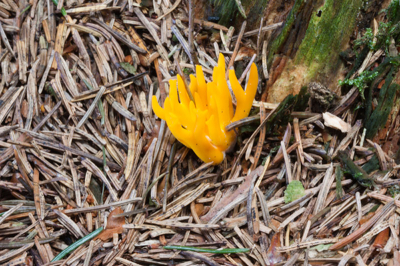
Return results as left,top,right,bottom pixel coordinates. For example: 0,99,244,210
284,180,305,203
295,0,364,79
361,21,400,54
338,70,379,99
352,0,400,54
343,46,369,83
353,28,375,50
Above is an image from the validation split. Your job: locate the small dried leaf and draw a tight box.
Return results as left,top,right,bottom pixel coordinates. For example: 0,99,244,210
96,207,125,241
323,112,351,133
106,208,125,229
120,62,136,75
267,233,286,265
195,203,204,216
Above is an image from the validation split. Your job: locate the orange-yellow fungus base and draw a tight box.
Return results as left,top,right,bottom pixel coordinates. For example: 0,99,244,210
152,54,258,165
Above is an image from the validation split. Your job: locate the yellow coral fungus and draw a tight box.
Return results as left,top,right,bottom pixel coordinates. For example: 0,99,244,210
152,54,258,165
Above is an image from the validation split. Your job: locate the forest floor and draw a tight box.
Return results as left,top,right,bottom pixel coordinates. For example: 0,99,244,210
0,0,400,265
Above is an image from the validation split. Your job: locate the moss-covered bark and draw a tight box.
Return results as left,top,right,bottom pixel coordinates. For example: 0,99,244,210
268,0,318,63
365,81,400,139
266,0,366,102
337,151,375,188
295,0,363,77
